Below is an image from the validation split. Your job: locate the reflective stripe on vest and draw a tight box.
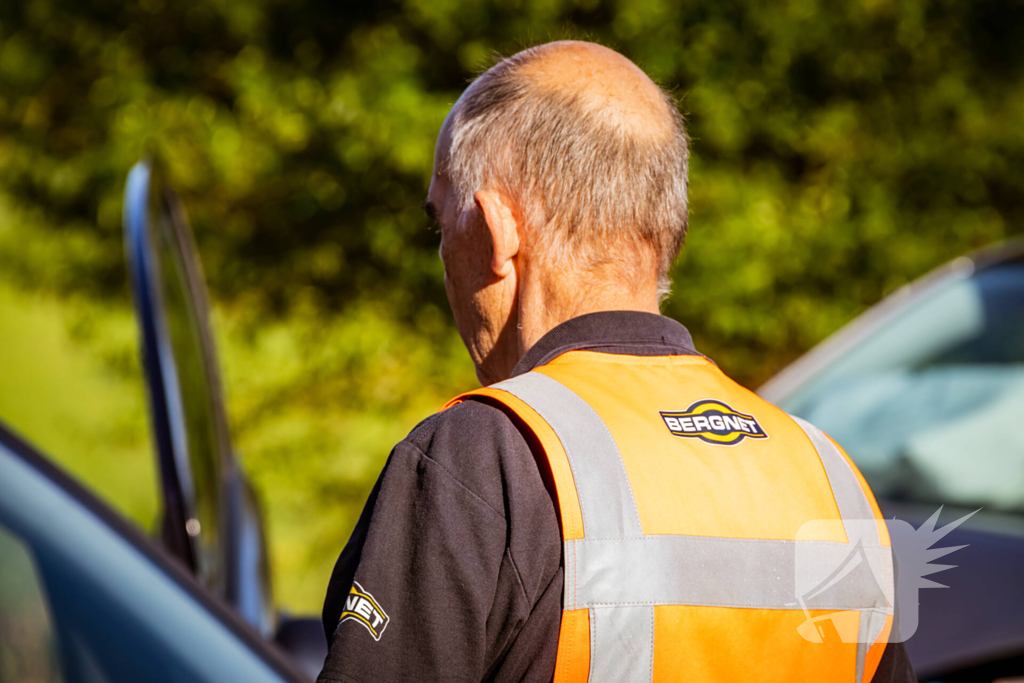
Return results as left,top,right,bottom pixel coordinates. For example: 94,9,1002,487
450,355,894,683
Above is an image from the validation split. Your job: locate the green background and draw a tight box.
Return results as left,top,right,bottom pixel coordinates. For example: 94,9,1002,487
1,0,1022,613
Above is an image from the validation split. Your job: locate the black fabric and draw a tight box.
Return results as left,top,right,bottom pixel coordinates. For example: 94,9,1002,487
873,640,918,682
318,311,916,683
510,310,699,377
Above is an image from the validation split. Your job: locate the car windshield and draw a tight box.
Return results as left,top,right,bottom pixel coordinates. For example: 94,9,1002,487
778,259,1024,513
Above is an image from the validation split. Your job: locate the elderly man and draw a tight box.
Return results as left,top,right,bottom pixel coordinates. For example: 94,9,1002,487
318,41,915,682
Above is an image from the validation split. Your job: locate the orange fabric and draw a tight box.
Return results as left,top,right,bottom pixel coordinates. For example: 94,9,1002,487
535,352,846,541
552,609,590,683
653,605,857,682
444,389,585,541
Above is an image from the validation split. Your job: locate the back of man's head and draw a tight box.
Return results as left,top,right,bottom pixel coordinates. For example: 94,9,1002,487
443,41,690,295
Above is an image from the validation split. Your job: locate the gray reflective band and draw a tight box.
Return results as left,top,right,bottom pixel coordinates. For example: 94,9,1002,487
792,416,878,546
794,416,892,682
490,372,892,683
492,372,643,539
565,535,891,611
590,606,653,683
857,609,890,683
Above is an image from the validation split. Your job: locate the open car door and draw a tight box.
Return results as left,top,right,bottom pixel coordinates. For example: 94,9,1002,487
123,159,274,637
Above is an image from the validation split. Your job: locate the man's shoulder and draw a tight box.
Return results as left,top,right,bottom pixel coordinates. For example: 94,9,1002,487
405,396,522,450
398,396,531,491
401,394,563,606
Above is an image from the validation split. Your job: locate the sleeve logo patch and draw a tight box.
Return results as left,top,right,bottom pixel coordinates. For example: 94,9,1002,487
660,400,768,445
339,581,390,641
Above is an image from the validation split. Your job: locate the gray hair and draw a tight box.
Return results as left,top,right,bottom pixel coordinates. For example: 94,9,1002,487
443,46,690,296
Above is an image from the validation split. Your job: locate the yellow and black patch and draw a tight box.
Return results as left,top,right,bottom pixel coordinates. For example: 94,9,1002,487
660,399,768,445
339,581,390,641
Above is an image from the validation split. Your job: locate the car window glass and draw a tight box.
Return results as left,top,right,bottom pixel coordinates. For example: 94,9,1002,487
0,526,62,683
152,199,223,587
780,263,1024,512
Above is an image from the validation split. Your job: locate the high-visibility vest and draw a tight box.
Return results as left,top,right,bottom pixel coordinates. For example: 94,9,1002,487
447,351,894,683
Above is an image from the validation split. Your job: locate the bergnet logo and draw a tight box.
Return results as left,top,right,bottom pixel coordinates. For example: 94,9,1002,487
660,399,768,445
339,581,390,641
794,508,977,643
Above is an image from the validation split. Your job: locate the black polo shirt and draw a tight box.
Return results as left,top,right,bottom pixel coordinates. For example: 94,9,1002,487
317,311,914,683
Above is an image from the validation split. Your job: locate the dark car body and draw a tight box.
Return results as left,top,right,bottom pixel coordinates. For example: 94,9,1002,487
0,421,308,683
760,239,1024,681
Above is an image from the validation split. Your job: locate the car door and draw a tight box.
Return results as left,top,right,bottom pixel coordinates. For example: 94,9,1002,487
0,421,307,683
123,159,273,636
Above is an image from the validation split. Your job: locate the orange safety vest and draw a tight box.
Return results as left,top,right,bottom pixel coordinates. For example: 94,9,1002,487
446,350,894,683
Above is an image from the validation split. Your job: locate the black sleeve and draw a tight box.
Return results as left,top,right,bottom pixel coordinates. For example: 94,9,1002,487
317,401,559,683
870,641,916,682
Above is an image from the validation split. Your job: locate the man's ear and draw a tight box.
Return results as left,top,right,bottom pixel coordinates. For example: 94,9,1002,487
474,189,520,279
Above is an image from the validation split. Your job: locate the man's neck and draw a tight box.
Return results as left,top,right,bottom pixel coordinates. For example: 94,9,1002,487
515,266,661,359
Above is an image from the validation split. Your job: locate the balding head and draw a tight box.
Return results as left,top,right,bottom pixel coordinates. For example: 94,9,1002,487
518,41,677,138
439,40,689,293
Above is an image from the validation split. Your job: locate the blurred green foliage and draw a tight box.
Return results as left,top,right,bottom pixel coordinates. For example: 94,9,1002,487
1,0,1023,611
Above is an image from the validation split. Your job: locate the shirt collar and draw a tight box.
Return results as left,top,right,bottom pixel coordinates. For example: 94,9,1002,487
511,310,699,377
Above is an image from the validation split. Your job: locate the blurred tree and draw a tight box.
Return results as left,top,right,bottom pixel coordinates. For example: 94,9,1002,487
1,0,1022,610
3,0,1023,378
